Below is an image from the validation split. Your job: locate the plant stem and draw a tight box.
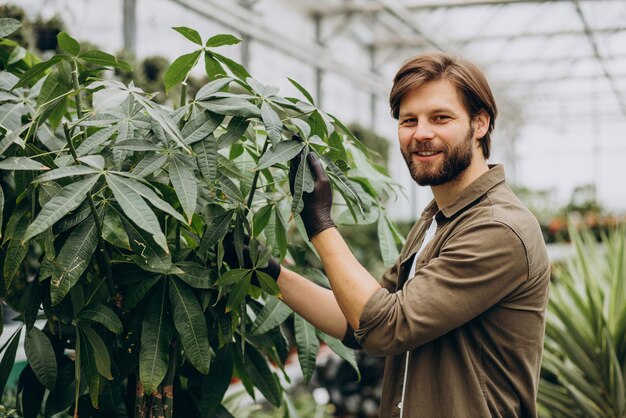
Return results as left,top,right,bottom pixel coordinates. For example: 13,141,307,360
135,379,146,418
244,140,270,217
175,222,181,254
162,340,177,418
63,123,116,297
180,82,187,109
71,60,88,142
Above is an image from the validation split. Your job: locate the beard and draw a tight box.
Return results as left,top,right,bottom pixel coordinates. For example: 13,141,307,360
402,126,474,186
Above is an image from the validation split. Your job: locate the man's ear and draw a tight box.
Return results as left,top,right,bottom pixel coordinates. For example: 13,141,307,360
472,110,490,140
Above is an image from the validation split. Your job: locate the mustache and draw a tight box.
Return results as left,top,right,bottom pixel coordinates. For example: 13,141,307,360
407,143,445,154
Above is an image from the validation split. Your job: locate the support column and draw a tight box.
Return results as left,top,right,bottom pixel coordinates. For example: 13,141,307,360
123,0,137,54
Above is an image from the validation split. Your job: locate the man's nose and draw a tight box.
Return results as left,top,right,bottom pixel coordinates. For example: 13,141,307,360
412,122,435,141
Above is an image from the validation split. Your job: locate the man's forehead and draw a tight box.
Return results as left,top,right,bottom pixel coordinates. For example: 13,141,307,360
398,80,465,114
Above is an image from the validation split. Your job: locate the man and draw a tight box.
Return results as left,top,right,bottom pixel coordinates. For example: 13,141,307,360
245,53,550,417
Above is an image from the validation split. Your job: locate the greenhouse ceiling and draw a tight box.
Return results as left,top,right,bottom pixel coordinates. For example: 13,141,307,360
179,0,626,129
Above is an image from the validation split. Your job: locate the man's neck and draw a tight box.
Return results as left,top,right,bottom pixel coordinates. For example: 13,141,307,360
430,159,490,209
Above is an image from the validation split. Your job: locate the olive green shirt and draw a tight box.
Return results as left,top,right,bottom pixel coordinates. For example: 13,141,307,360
345,165,550,418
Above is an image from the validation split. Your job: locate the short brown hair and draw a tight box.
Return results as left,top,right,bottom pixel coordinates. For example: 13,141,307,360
389,52,497,159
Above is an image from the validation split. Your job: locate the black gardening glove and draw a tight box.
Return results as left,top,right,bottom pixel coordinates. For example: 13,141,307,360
222,234,281,281
289,151,336,239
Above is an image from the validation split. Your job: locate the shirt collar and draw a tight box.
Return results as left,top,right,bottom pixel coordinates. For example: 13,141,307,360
420,164,506,221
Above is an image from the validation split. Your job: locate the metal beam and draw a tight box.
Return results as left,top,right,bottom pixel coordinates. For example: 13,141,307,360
574,0,626,116
168,0,390,96
123,0,136,53
372,26,626,49
308,0,611,16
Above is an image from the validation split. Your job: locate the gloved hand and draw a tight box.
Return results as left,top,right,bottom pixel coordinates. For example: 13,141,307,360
222,234,281,281
289,151,336,239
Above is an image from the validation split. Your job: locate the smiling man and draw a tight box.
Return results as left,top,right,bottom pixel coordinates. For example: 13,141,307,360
240,53,550,417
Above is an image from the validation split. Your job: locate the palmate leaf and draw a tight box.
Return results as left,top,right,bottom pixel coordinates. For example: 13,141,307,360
124,274,162,310
78,304,123,334
169,277,211,374
24,327,57,390
199,346,233,418
378,214,400,267
242,344,282,407
51,216,98,305
79,50,132,71
199,97,260,118
81,326,113,380
0,156,50,171
140,282,173,394
250,296,292,336
0,326,23,402
102,205,130,249
181,111,222,145
33,165,99,183
173,261,214,289
317,331,360,380
261,101,282,145
256,140,304,171
132,153,167,178
205,34,241,48
23,174,99,241
195,77,233,101
13,55,65,89
291,151,307,216
218,116,249,149
193,134,218,183
164,50,202,93
0,18,21,38
75,125,118,156
294,313,319,384
56,32,80,56
106,173,169,252
173,26,202,45
169,153,198,223
121,210,172,273
3,207,30,288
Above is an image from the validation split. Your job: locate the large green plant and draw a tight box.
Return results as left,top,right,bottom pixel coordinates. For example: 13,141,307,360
0,19,402,417
538,224,626,417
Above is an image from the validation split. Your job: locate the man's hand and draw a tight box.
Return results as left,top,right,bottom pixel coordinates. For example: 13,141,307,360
289,152,336,239
223,235,281,281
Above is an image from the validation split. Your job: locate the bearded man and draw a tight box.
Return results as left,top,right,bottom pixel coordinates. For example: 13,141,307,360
234,53,551,418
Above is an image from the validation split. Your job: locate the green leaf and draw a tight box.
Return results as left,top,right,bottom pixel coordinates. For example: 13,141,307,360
169,277,211,374
204,53,226,79
251,296,292,336
205,34,241,48
3,208,30,288
36,63,72,129
260,101,283,146
109,174,186,224
124,274,162,310
0,18,21,38
79,50,132,71
252,204,273,237
78,304,123,334
294,313,319,384
132,153,167,178
195,77,233,100
378,214,399,267
57,32,80,55
216,268,252,286
287,77,315,105
255,271,281,296
256,140,304,171
77,155,105,170
317,331,360,380
106,174,169,252
218,116,249,149
75,125,118,156
173,261,214,289
291,151,307,216
199,97,260,118
81,326,113,379
169,153,198,223
199,208,233,258
0,156,50,171
199,346,233,418
121,208,172,273
212,52,250,80
13,55,65,89
102,205,130,249
164,50,202,92
0,327,22,402
182,110,222,145
173,26,202,45
140,282,173,394
242,344,282,407
33,165,99,183
132,92,190,153
217,171,244,202
0,185,4,240
51,216,98,305
194,134,218,183
24,174,99,242
226,274,251,311
24,327,57,390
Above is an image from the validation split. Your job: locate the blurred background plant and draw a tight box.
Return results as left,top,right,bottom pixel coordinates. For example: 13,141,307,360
537,224,626,418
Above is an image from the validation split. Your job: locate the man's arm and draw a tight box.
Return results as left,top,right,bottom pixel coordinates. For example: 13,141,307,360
276,267,350,340
310,228,381,330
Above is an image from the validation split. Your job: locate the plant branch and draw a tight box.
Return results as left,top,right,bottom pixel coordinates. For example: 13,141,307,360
63,123,116,298
71,59,88,142
244,140,270,217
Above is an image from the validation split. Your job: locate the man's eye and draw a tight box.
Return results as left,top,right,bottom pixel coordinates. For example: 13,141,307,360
401,118,416,125
433,115,450,122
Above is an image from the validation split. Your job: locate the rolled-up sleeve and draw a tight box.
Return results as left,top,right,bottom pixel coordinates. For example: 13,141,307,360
353,221,529,356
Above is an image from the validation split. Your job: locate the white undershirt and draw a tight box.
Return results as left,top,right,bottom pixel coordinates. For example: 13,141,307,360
399,218,437,417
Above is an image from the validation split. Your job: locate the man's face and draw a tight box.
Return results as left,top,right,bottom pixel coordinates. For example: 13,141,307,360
397,79,480,186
